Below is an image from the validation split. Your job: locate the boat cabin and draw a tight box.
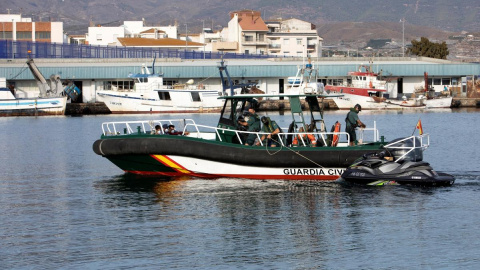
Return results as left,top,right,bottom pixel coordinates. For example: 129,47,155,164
216,93,332,145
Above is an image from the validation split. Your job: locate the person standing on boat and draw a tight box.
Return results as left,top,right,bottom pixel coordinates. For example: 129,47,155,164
257,116,281,147
345,104,366,146
238,105,261,145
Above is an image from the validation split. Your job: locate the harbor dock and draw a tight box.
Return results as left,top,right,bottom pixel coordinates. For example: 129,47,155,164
65,97,479,115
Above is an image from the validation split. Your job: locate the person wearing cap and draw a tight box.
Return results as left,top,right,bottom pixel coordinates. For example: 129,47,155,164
345,104,366,146
166,124,190,136
256,116,281,147
237,105,260,145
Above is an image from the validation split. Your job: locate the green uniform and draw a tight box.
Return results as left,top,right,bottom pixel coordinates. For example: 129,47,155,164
245,113,260,145
261,117,280,146
345,108,359,143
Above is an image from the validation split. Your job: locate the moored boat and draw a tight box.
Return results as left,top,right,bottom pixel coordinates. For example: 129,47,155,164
327,65,453,110
0,58,80,117
96,59,233,113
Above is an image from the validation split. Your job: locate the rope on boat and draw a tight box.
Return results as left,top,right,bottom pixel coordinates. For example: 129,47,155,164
197,70,219,84
9,62,29,80
267,138,325,168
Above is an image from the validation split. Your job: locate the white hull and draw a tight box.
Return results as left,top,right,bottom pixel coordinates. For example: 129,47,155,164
152,155,346,180
331,93,455,110
0,96,67,116
424,97,453,108
97,89,224,113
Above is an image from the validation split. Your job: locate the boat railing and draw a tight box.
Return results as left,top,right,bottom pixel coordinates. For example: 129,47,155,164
184,123,380,147
101,119,197,136
383,134,430,162
101,119,381,147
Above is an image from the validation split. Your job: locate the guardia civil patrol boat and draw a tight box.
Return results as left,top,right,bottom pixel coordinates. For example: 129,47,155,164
92,61,389,180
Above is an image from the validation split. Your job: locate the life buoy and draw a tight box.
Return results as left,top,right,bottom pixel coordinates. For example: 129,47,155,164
332,121,341,147
292,133,316,146
197,83,204,90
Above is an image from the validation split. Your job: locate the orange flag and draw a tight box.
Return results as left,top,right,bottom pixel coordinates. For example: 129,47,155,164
416,119,423,135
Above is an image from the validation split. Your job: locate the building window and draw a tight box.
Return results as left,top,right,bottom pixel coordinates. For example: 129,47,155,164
0,31,13,39
103,81,134,90
258,34,265,42
35,32,51,39
297,38,302,45
244,50,249,54
163,80,177,87
245,35,253,42
433,78,441,85
17,31,32,39
297,51,303,57
442,78,451,85
283,38,289,45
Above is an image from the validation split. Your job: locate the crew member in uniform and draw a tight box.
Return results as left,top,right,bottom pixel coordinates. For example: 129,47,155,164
345,104,366,146
238,105,261,146
257,116,281,147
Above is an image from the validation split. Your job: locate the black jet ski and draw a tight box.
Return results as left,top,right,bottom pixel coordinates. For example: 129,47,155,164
340,135,455,186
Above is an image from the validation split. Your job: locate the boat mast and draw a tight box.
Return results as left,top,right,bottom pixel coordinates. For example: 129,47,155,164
218,59,255,96
26,58,50,97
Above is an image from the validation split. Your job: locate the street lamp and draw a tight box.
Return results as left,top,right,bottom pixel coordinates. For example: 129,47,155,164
12,19,14,59
202,20,205,59
184,23,187,51
401,18,405,57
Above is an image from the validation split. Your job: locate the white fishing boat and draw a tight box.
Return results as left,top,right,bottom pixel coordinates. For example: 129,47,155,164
96,59,234,113
0,59,80,117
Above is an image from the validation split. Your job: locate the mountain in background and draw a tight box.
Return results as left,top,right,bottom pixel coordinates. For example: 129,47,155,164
2,0,479,44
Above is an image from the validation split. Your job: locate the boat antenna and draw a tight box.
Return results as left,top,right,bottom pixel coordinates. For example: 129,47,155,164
411,118,421,136
152,56,156,74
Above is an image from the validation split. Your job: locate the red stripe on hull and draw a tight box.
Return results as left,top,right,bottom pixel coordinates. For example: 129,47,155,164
124,170,340,181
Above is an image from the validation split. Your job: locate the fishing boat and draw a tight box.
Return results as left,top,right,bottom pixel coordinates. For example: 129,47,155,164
326,65,452,109
340,134,455,186
286,59,325,95
96,59,232,113
0,58,80,117
92,61,389,180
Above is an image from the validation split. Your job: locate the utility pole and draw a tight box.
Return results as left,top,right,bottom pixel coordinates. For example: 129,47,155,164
202,20,205,59
402,18,405,57
184,23,188,51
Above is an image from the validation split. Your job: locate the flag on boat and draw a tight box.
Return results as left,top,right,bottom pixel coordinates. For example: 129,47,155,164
416,119,423,135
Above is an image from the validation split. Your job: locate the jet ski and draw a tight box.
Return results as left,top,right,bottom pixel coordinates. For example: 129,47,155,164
340,135,455,186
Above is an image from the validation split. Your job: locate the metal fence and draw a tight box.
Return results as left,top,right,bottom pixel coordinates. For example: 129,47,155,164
0,40,278,59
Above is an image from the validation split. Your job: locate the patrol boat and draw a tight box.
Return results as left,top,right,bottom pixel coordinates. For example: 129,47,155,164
92,61,389,180
340,135,455,186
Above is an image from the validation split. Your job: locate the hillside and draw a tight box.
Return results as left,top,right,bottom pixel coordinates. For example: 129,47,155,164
2,0,478,43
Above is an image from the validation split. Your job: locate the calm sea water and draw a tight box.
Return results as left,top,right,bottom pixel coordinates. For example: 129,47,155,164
1,108,479,269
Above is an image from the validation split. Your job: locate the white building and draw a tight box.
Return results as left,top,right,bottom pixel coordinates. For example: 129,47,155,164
266,18,323,58
211,10,322,56
86,20,178,46
0,14,64,44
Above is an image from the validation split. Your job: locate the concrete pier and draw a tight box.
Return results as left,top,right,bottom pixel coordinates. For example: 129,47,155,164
66,102,111,115
65,97,478,116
